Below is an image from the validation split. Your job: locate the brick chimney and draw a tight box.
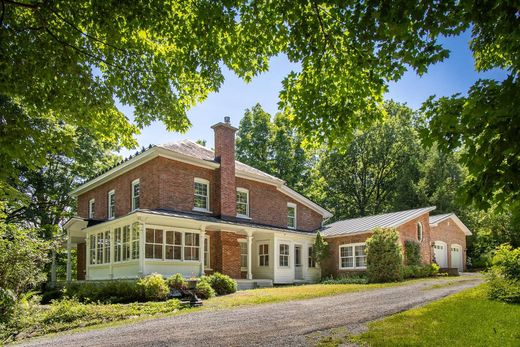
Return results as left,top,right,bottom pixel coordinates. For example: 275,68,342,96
211,117,238,218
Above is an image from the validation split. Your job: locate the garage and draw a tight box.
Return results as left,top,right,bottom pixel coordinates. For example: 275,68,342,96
433,241,448,268
451,244,463,272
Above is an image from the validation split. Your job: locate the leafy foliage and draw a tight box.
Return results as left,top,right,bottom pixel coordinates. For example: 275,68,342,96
167,273,187,291
403,264,439,279
486,244,520,304
195,276,216,300
137,274,169,301
321,274,368,285
312,231,329,266
58,280,143,304
404,240,422,266
0,223,50,295
0,288,17,325
206,272,237,296
366,228,403,283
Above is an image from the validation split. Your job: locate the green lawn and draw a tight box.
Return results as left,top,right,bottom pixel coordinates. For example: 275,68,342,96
352,284,520,347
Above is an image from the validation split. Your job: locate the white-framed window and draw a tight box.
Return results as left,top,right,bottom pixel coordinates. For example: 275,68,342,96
279,244,290,267
308,246,316,268
165,230,182,260
122,225,131,261
184,232,200,260
88,199,95,219
131,179,140,211
89,234,96,265
287,203,297,229
193,178,209,212
204,236,210,268
417,222,423,242
145,228,164,259
239,241,248,270
89,231,110,264
236,188,249,218
114,227,122,262
259,243,269,267
131,223,140,260
108,190,115,219
339,243,367,269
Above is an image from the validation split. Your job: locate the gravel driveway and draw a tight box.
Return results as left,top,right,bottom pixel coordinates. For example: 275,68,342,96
20,277,482,347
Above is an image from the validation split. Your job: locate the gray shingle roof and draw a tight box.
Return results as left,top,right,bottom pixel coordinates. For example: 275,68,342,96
158,140,283,183
429,213,453,225
321,206,436,237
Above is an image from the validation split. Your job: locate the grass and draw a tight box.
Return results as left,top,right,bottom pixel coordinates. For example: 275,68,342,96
7,276,472,344
351,284,520,347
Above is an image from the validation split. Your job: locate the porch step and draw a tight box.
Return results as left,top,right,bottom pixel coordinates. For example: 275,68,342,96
236,279,274,290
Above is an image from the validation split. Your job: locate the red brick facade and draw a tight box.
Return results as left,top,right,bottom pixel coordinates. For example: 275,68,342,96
430,219,468,270
212,122,237,218
205,230,242,278
324,213,434,278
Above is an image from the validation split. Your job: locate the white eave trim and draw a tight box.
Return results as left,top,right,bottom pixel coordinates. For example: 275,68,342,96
277,185,333,219
70,147,220,197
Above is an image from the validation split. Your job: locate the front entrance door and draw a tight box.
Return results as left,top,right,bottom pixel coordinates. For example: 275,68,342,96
295,245,303,280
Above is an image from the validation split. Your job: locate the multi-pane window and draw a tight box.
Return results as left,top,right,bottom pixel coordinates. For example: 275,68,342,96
145,228,163,259
108,190,115,219
279,244,290,267
88,199,95,219
184,232,200,260
132,179,140,211
287,203,296,229
339,244,367,269
240,241,248,269
236,188,249,217
89,234,96,265
204,236,210,268
122,225,131,261
97,232,104,263
194,178,209,211
89,232,110,264
165,230,182,260
259,244,269,267
114,227,122,262
308,247,316,268
104,230,111,263
417,222,423,242
131,223,140,259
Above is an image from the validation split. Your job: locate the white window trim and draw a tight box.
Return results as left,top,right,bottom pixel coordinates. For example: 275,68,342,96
236,187,250,219
339,242,367,270
204,235,211,269
287,202,297,229
143,227,201,263
258,242,269,267
131,179,140,211
88,198,95,219
417,222,423,242
239,240,248,271
308,246,316,268
193,177,210,212
279,243,290,268
107,190,115,220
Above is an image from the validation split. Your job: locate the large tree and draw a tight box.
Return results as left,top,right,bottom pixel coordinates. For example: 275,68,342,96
2,1,518,212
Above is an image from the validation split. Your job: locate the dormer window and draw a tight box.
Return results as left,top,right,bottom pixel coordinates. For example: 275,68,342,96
236,188,249,218
108,190,115,220
193,178,209,212
131,179,140,211
287,203,297,229
88,199,95,219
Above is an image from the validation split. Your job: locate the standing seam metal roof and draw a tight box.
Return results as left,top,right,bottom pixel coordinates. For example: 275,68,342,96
321,206,436,237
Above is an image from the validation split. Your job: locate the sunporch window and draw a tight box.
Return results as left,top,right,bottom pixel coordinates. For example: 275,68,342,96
165,230,182,260
146,228,164,259
184,232,200,261
279,244,289,267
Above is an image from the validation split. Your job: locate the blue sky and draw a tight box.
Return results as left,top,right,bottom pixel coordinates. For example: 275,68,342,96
118,30,506,157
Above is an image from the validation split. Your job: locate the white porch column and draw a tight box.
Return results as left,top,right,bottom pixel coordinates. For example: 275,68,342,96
109,229,114,279
246,230,253,280
199,225,206,276
66,229,72,282
139,221,145,276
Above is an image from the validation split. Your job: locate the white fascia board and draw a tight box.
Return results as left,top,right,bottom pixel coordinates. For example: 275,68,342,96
277,185,333,219
323,230,374,239
70,147,220,197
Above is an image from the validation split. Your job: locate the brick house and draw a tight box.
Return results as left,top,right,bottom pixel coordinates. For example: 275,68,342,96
321,207,472,277
64,118,332,285
64,118,471,285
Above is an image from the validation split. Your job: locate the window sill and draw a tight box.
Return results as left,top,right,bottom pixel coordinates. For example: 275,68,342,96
192,207,212,213
236,214,251,220
145,259,201,264
339,267,367,270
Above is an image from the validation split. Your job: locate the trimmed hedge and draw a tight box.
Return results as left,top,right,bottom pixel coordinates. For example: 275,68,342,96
206,272,237,295
403,264,439,279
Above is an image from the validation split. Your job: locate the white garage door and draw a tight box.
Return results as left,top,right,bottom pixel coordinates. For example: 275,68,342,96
451,244,463,272
433,241,448,268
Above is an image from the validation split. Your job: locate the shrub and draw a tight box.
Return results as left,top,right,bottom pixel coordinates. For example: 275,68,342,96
137,273,169,301
486,244,520,303
167,273,187,290
0,288,16,324
366,228,403,283
403,263,439,279
321,274,368,284
195,276,216,299
207,272,237,295
404,240,421,266
58,280,142,304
